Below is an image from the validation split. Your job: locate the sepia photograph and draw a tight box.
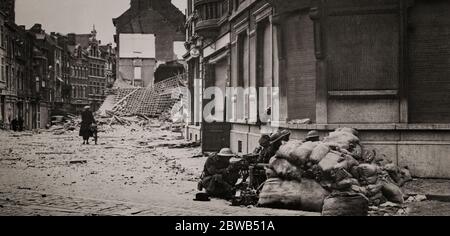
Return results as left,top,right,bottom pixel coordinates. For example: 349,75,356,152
1,0,450,226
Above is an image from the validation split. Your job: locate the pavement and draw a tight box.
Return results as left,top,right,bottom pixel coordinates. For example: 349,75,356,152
402,179,450,201
1,124,450,216
0,125,318,216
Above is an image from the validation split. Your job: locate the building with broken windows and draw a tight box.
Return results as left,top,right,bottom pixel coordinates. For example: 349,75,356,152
113,0,185,87
184,0,450,178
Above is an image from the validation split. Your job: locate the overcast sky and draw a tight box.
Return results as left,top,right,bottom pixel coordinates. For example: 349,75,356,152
16,0,187,45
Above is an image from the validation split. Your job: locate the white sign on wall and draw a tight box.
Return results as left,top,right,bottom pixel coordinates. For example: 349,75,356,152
119,34,156,58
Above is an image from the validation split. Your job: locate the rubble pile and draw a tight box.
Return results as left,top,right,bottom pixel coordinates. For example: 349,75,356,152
108,74,187,118
258,128,413,216
45,111,168,136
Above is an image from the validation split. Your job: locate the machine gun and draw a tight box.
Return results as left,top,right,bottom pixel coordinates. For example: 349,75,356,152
230,153,270,206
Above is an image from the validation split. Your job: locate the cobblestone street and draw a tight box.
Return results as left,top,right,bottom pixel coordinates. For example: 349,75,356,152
0,127,317,216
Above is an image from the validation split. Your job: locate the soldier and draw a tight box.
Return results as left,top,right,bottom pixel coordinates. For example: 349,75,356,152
257,129,291,164
305,130,320,142
198,148,240,199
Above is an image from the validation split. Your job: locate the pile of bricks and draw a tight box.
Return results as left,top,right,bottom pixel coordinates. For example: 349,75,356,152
108,74,187,118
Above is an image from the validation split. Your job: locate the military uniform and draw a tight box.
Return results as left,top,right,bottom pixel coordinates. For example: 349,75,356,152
199,149,240,199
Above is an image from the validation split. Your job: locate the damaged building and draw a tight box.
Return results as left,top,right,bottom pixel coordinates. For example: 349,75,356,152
185,0,450,178
113,0,186,87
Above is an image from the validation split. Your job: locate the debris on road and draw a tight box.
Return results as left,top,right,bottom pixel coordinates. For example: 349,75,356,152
69,160,88,165
168,142,201,149
35,152,75,155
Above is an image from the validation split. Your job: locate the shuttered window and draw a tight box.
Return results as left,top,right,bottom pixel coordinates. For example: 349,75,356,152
283,12,316,121
408,1,450,123
326,13,399,91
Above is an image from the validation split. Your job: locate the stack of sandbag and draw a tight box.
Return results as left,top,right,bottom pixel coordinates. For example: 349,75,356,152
258,178,329,212
259,141,329,212
322,192,369,216
257,127,413,215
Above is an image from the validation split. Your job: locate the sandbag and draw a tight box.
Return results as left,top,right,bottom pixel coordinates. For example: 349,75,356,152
336,127,359,136
323,131,360,150
350,166,360,180
382,182,404,204
358,163,380,185
265,168,277,179
318,152,343,173
287,141,318,166
322,192,369,216
350,143,363,160
330,168,352,182
397,167,412,186
351,185,368,196
276,140,303,159
366,183,383,197
258,178,330,212
333,154,359,171
268,157,303,181
332,178,359,190
384,163,399,173
362,149,376,163
364,175,379,185
310,143,330,164
357,164,380,178
369,192,387,206
384,163,401,183
303,164,323,181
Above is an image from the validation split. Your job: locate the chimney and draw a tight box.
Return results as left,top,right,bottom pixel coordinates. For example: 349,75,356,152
67,33,76,45
33,23,42,31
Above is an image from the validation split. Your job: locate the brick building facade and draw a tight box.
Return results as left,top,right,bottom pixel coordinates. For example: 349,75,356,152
185,0,450,178
0,1,116,129
67,28,110,112
113,0,185,87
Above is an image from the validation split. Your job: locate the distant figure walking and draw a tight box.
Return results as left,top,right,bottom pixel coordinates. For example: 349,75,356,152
10,117,18,132
18,116,24,132
79,106,96,145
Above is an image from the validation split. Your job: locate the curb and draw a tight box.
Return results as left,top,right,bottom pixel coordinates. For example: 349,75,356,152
425,194,450,203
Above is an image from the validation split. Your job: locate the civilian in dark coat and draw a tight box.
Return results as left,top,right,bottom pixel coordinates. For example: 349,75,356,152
17,117,24,131
79,106,96,144
11,118,18,132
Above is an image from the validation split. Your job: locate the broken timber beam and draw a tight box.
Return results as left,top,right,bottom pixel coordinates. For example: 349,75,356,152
111,88,140,110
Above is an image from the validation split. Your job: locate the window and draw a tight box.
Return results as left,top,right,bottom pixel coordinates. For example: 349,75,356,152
256,19,273,123
0,58,4,82
0,25,3,48
6,65,9,90
326,14,399,91
235,31,249,121
11,68,15,90
237,32,248,87
35,77,40,93
238,140,243,153
134,67,141,80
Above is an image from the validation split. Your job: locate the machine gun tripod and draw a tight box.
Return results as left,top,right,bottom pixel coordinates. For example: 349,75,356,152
230,153,269,206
